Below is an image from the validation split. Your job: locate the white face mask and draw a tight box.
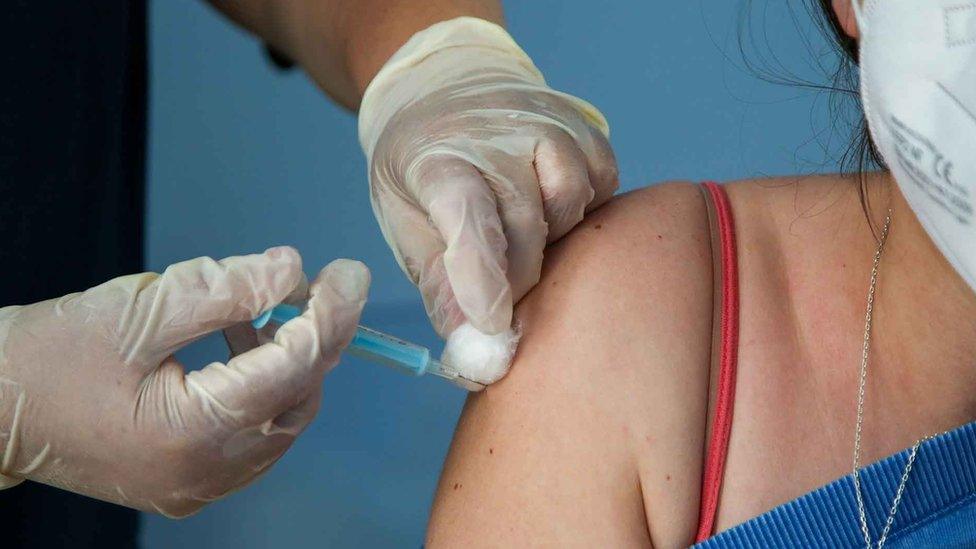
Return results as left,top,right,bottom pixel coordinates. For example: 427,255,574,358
852,0,976,291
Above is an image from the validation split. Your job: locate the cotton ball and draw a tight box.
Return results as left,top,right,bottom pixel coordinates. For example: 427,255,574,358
442,322,521,385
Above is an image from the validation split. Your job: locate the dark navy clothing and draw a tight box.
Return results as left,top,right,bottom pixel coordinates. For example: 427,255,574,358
0,1,146,546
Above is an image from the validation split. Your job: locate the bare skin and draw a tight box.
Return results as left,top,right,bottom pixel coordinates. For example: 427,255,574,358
427,174,976,547
206,0,504,109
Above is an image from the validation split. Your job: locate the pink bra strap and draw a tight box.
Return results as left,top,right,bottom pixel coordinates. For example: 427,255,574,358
696,182,741,542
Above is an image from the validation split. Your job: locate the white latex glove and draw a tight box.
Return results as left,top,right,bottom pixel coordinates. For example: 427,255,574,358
360,17,619,338
0,247,369,517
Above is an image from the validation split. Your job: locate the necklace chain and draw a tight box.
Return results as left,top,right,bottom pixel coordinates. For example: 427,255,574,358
851,211,928,549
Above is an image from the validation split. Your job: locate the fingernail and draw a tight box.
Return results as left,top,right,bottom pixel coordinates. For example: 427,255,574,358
266,246,300,263
267,246,286,258
324,259,370,302
266,246,288,258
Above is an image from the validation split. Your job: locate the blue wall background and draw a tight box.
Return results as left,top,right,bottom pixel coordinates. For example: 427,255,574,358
145,1,850,546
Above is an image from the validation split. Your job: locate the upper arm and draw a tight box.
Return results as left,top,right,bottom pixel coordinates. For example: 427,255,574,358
427,183,715,548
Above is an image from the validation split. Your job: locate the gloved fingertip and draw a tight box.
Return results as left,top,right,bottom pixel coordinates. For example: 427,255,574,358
258,247,305,305
321,259,371,303
464,301,513,336
430,307,465,340
456,274,514,336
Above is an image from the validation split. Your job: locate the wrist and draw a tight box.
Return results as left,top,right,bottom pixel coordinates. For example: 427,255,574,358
0,305,26,489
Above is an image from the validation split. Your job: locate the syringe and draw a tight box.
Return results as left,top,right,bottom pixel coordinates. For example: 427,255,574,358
252,304,485,392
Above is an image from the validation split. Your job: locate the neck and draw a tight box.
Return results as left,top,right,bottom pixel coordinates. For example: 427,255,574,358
869,172,976,431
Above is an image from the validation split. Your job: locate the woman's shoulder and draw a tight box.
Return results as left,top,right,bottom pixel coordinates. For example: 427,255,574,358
426,175,868,547
523,181,718,360
554,180,714,271
427,181,718,547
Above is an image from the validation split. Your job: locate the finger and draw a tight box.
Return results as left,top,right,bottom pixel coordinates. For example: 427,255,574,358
190,383,324,510
484,156,548,307
550,94,620,210
419,253,469,337
130,247,304,361
372,191,467,337
535,129,596,242
184,260,369,425
580,126,620,211
268,381,323,438
218,382,323,464
409,154,513,335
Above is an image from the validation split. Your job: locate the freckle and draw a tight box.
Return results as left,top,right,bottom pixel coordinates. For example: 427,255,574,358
489,448,494,455
666,474,672,481
594,224,603,230
551,281,558,287
656,234,663,240
453,483,459,490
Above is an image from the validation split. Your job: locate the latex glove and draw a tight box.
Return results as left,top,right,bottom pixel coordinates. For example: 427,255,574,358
0,247,369,518
359,17,619,338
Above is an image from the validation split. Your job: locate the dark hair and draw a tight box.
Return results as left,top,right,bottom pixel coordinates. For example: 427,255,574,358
807,0,885,172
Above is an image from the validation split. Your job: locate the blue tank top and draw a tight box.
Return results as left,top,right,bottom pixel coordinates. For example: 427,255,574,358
697,421,976,548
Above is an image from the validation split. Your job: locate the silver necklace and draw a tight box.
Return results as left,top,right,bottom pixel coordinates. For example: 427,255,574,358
851,211,928,549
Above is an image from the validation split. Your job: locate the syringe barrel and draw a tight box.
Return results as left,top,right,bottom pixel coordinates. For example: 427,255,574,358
252,305,431,377
347,326,430,377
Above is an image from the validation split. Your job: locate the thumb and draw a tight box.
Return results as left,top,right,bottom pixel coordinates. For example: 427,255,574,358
184,259,370,425
417,254,470,339
129,247,304,362
411,155,513,335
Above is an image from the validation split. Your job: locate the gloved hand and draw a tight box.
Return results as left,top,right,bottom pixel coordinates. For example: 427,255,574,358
0,247,369,517
359,17,619,338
